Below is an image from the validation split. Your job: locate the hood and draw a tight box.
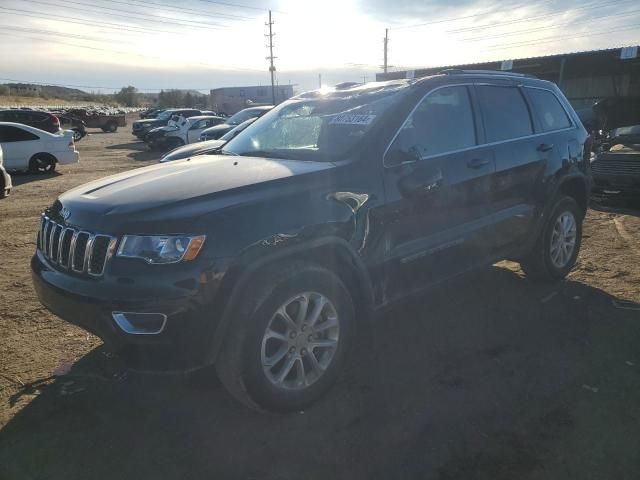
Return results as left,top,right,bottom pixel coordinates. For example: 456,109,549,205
161,139,225,162
54,155,336,232
201,123,232,136
134,119,163,128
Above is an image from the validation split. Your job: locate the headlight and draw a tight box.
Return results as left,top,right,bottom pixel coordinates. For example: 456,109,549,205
116,235,206,264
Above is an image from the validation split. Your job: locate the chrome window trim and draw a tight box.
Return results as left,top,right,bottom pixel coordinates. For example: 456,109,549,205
382,82,577,167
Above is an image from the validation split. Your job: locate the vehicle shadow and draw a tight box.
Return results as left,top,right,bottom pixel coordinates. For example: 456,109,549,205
105,142,161,162
590,196,640,217
9,171,62,187
1,266,640,480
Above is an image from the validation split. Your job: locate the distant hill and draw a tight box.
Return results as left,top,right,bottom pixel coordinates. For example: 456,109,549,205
1,83,91,99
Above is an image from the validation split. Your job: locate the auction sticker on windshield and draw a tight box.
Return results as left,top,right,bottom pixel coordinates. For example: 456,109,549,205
329,114,376,125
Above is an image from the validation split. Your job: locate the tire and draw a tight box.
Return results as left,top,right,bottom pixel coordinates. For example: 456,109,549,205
72,129,83,141
28,154,56,174
103,122,117,133
520,196,583,281
216,261,354,412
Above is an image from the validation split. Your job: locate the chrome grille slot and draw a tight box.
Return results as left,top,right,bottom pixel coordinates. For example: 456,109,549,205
37,215,115,277
72,233,90,272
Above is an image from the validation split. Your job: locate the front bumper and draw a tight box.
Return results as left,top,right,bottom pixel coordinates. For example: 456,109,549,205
592,173,640,197
31,251,225,370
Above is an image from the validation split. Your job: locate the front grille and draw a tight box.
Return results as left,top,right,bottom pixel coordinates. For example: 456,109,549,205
592,153,640,176
38,216,116,276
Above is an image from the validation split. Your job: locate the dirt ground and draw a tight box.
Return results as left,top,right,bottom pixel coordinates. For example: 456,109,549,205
1,119,640,479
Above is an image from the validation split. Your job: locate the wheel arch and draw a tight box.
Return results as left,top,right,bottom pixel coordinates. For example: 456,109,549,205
30,152,58,165
207,236,374,364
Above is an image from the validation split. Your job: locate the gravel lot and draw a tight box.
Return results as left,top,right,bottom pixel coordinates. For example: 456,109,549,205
1,118,640,479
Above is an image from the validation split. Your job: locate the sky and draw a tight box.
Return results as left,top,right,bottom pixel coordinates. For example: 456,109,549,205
0,0,639,93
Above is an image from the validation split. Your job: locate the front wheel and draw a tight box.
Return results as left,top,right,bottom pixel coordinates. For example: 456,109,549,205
216,262,354,412
103,122,117,133
520,196,583,281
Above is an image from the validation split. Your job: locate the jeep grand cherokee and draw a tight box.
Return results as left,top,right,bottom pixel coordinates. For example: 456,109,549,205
32,71,591,411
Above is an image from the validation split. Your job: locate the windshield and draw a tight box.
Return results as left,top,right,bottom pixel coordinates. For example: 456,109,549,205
220,117,257,141
226,108,265,125
156,110,174,121
223,88,407,161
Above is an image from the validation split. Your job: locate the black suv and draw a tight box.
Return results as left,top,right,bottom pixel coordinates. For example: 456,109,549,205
32,71,590,411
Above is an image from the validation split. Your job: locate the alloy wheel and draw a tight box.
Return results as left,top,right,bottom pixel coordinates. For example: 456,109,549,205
550,211,577,268
260,292,339,391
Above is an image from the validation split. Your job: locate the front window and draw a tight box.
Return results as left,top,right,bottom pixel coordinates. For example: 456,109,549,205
224,87,408,161
226,108,262,126
156,111,174,121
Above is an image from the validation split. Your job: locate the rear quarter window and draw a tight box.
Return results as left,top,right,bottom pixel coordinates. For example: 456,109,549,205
526,88,572,132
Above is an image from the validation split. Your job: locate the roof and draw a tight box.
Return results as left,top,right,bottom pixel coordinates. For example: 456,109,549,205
210,85,294,93
377,45,640,82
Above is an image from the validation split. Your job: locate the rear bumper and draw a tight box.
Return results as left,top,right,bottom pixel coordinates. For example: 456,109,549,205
57,151,80,165
31,251,225,370
0,164,11,195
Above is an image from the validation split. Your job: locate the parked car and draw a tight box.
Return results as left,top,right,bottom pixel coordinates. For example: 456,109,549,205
199,106,272,141
132,109,202,139
591,124,640,198
0,122,79,173
31,71,590,411
0,145,12,199
147,116,226,151
0,109,61,134
140,108,165,119
66,108,126,132
160,117,258,162
57,115,87,141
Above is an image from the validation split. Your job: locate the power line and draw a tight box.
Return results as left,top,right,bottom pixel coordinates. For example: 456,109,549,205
0,31,268,72
447,0,633,34
117,0,255,20
24,0,229,30
0,77,215,92
486,22,640,51
0,6,181,35
195,0,280,12
391,0,557,29
459,7,640,43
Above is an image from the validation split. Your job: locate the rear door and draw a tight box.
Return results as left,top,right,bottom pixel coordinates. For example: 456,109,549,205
474,83,545,252
0,125,41,169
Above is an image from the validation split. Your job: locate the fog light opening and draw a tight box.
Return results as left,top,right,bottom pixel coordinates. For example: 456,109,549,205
112,312,167,335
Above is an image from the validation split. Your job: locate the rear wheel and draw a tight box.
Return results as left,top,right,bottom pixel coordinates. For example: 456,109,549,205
28,154,56,174
72,129,83,141
520,196,582,281
216,262,354,411
103,121,118,133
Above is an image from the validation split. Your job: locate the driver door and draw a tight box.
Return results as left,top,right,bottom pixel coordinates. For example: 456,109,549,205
381,85,496,290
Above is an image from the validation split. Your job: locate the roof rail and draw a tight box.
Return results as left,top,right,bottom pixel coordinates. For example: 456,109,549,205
438,69,535,78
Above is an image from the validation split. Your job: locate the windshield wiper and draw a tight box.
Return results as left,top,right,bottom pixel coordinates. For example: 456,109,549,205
220,149,239,156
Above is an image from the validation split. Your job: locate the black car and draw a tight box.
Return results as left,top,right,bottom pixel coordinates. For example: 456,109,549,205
0,109,61,134
591,124,640,198
160,117,258,162
140,108,165,119
199,105,272,141
131,109,201,139
32,71,590,412
57,114,87,141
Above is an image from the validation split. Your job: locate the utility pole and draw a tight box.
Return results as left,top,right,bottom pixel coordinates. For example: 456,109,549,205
265,10,276,105
383,28,389,74
362,74,367,84
318,73,322,88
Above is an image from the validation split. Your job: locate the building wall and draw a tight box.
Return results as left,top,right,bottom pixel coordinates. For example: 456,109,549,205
210,86,294,114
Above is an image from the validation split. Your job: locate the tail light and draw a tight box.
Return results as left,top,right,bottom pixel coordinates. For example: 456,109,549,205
52,115,60,126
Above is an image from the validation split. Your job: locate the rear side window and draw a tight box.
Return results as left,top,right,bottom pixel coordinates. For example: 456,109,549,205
476,85,533,142
0,125,39,142
387,85,476,160
526,88,572,132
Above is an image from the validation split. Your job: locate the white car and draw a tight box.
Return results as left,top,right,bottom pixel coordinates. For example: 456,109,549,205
0,122,80,173
166,115,225,146
0,144,12,198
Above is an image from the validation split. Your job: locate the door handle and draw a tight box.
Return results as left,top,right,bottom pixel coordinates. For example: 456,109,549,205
467,158,490,169
537,143,554,152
